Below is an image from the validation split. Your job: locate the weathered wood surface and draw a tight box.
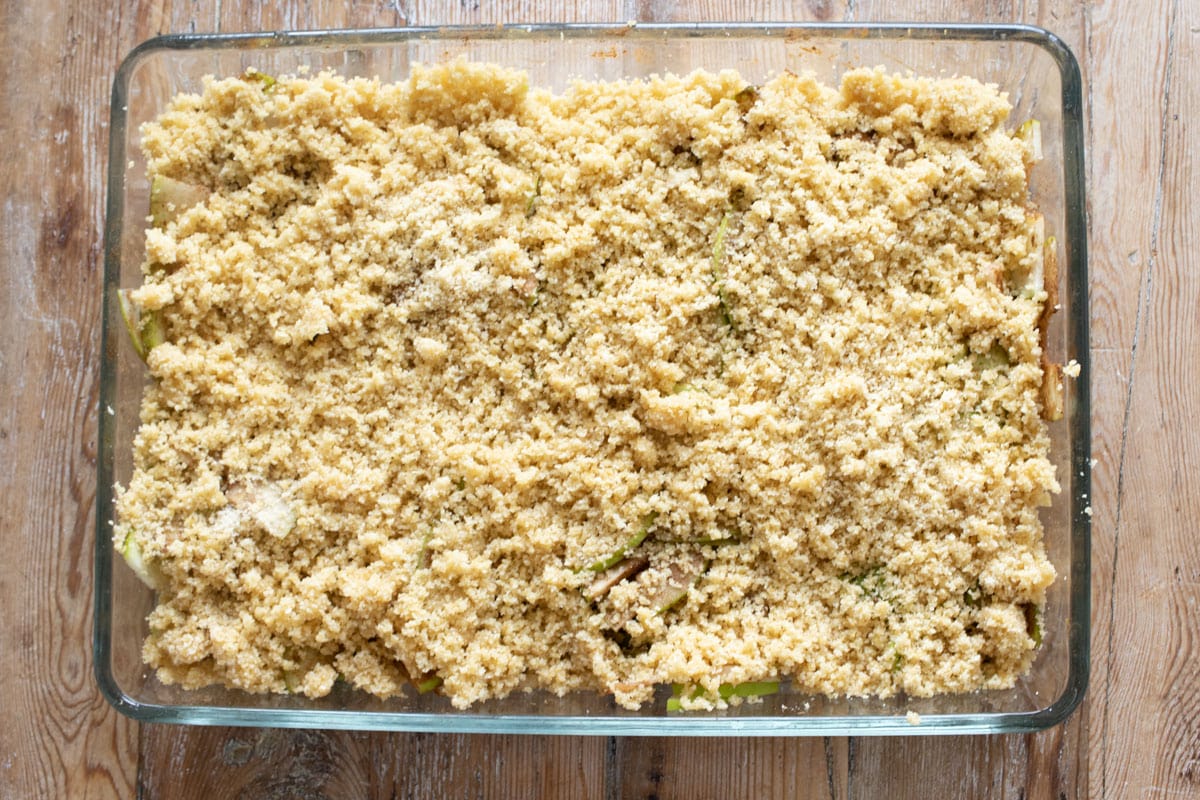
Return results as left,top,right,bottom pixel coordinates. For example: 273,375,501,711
0,0,1193,796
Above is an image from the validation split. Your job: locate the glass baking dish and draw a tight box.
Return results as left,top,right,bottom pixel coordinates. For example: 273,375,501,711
95,22,1090,735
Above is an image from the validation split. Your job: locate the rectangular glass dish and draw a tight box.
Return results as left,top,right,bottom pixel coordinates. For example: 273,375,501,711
95,22,1090,735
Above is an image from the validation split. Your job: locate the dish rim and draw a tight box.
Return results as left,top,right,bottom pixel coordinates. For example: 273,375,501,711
94,20,1090,736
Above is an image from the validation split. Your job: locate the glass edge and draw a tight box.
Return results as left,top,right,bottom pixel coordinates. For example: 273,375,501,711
106,698,1076,736
94,47,133,714
95,20,1091,734
118,22,1077,53
1036,21,1093,719
1000,22,1092,725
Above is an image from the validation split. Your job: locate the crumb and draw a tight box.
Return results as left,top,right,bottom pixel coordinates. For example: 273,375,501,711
117,62,1058,710
1063,360,1080,378
906,710,922,725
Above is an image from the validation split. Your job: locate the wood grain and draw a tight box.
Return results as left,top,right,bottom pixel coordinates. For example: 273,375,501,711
1082,1,1198,799
1094,0,1200,795
0,0,139,797
1083,21,1174,799
609,736,843,800
3,0,1198,796
138,726,607,799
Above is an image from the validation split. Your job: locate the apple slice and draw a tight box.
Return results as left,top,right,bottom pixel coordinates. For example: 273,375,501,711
603,550,707,631
142,308,164,352
117,289,146,361
416,675,442,694
666,679,779,711
651,551,707,616
586,512,657,573
226,479,296,539
585,556,649,601
150,175,209,228
718,680,779,701
116,289,165,361
119,528,162,589
1017,118,1043,164
1041,358,1064,421
245,70,277,92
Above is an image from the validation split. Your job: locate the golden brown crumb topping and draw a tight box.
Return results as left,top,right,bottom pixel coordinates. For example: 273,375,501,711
117,62,1056,710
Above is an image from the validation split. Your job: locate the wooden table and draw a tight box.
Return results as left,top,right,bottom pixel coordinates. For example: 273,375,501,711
1,0,1194,796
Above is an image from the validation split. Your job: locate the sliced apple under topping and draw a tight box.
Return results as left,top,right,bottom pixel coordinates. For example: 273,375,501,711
1036,232,1064,422
117,289,164,362
603,549,707,631
1037,235,1060,347
1017,118,1043,166
415,675,442,694
150,175,209,228
118,528,162,589
225,479,296,539
117,289,146,361
666,679,780,711
585,555,650,601
586,511,658,573
1041,358,1064,421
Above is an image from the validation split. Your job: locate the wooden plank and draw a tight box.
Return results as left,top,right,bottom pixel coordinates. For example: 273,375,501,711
0,0,146,797
401,0,627,25
849,736,1026,798
373,733,605,800
1094,0,1200,796
138,726,375,799
610,736,844,800
848,730,1087,800
1081,1,1185,799
138,725,606,799
214,0,399,32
